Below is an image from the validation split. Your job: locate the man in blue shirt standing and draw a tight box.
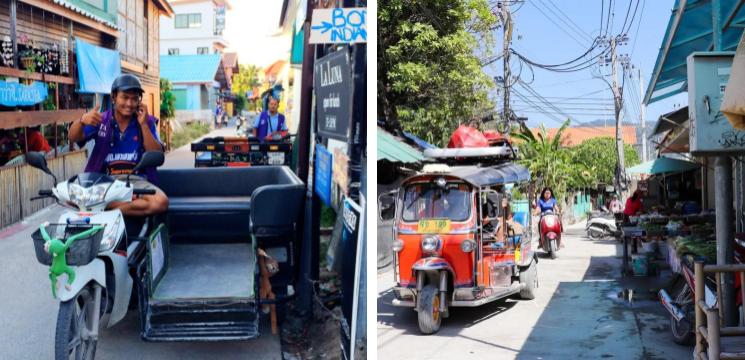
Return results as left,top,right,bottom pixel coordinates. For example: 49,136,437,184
253,96,288,142
68,74,168,217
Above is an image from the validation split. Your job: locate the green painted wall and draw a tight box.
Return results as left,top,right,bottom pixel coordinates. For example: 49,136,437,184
65,0,118,25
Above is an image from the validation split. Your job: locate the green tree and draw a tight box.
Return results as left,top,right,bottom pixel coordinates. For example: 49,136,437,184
569,137,641,186
511,119,588,201
232,64,260,99
159,78,175,120
378,0,497,146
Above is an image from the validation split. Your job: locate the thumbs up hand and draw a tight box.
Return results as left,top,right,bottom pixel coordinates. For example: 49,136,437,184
80,97,103,127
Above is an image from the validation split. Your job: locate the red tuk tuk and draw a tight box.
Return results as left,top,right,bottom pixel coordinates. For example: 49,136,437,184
380,144,537,334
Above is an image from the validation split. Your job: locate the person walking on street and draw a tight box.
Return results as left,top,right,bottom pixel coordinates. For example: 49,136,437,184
609,194,623,213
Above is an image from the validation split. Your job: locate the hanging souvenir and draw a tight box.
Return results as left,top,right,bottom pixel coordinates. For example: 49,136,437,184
59,38,69,75
1,36,13,67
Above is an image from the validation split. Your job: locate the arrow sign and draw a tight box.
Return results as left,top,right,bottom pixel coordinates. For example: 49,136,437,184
309,8,367,44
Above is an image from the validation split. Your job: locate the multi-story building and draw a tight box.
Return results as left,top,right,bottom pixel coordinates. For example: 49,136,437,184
159,0,230,56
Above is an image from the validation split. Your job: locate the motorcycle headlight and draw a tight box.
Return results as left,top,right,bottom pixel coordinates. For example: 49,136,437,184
68,183,108,208
421,236,440,253
99,222,117,252
460,239,475,253
392,239,404,252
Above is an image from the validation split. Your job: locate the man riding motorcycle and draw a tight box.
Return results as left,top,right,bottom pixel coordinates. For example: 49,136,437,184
68,74,168,216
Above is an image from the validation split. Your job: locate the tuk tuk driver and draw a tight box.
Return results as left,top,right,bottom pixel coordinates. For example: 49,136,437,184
253,96,288,142
69,74,169,217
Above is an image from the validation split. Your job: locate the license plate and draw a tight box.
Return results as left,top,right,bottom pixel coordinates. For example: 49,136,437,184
268,152,284,165
417,219,451,234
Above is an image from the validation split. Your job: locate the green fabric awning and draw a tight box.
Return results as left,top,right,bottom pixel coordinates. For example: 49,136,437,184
627,157,700,175
377,128,424,164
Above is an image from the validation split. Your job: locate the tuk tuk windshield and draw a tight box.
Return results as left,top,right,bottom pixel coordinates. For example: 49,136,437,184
402,182,471,222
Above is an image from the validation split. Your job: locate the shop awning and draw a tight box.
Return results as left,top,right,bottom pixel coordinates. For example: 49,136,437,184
627,156,700,175
652,106,689,136
160,55,222,84
75,38,121,94
377,128,425,164
644,0,745,104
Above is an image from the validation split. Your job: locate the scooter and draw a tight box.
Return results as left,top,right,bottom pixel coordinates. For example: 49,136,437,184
26,151,164,360
586,206,621,239
538,210,562,259
658,239,745,345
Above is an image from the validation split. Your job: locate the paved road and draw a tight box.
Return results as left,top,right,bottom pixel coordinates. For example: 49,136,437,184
0,124,282,360
377,222,693,360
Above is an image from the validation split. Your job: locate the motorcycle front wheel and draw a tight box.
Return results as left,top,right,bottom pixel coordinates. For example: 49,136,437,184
55,286,98,360
670,283,694,345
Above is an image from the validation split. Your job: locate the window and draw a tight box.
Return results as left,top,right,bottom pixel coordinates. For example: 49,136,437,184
175,13,202,29
402,183,472,222
168,48,180,55
197,47,209,55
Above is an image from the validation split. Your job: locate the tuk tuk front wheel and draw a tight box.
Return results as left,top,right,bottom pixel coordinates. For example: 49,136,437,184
55,286,98,360
519,260,538,300
417,285,442,334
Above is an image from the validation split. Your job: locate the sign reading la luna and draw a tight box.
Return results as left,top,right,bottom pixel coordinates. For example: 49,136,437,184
0,81,48,107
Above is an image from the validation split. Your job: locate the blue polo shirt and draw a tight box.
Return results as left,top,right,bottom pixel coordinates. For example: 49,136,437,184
538,198,557,213
83,118,160,178
253,113,288,133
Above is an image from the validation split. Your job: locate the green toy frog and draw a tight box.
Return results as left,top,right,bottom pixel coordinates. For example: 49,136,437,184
39,222,103,298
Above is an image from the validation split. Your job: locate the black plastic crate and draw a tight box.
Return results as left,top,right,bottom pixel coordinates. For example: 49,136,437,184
32,224,104,266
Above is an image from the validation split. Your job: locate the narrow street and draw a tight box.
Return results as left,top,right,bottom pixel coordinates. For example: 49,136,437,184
377,221,692,360
0,123,283,360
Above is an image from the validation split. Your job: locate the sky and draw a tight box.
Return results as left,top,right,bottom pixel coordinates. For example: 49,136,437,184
485,0,688,130
223,1,292,68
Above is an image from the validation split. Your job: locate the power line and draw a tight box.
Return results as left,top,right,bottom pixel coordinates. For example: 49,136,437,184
527,0,591,48
539,0,594,42
630,0,646,57
622,0,641,34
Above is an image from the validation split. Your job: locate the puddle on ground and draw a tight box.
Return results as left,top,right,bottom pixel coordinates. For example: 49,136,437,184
607,288,660,307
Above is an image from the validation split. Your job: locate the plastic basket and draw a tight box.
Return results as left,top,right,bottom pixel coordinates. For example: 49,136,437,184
32,224,104,266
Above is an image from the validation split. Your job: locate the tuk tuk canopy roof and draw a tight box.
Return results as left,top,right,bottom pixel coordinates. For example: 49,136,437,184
449,163,530,187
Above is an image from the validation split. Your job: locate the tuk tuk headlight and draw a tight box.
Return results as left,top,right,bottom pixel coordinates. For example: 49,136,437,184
392,239,404,252
421,236,440,253
460,239,475,253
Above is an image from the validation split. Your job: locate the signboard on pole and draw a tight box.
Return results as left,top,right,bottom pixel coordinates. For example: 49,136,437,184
314,144,333,206
314,49,352,140
309,8,367,44
338,197,361,359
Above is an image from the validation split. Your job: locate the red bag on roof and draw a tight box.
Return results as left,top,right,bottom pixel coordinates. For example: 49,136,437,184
447,125,489,148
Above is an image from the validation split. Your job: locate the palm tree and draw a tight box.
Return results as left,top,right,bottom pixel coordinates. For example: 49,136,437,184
511,119,584,201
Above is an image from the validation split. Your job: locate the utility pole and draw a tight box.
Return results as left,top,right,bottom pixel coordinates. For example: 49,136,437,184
610,36,626,194
638,67,648,162
502,1,512,124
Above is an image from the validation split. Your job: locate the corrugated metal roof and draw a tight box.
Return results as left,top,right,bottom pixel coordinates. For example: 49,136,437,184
160,54,222,83
378,128,425,163
49,0,121,30
644,0,745,104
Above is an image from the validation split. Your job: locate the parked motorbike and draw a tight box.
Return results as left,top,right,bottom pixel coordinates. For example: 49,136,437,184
658,239,745,345
26,151,163,360
586,207,621,240
538,210,562,259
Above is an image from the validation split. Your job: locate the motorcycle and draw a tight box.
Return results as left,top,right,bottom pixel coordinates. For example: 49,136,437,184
538,210,562,259
26,151,164,360
658,239,745,345
586,207,621,240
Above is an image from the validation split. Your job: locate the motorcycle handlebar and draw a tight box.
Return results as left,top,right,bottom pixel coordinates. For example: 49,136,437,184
38,190,53,196
133,189,156,195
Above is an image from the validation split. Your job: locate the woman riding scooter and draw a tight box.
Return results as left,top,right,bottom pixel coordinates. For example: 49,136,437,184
534,187,563,258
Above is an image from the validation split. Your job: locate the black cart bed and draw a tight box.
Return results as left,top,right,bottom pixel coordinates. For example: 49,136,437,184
153,243,255,301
